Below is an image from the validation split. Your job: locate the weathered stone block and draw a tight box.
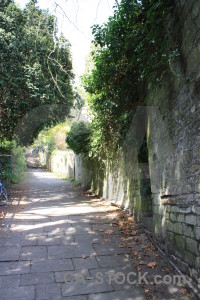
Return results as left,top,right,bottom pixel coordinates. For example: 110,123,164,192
171,206,191,214
152,194,161,205
186,238,198,254
192,206,200,215
165,211,170,219
168,232,175,243
195,15,200,38
192,1,200,19
187,46,200,75
166,220,174,232
152,205,159,214
153,204,165,215
196,256,200,269
177,214,184,222
189,268,199,281
179,0,186,8
170,206,179,213
184,251,195,266
170,213,177,222
175,234,185,250
182,223,195,238
153,214,163,237
173,222,183,234
185,214,197,225
195,227,200,240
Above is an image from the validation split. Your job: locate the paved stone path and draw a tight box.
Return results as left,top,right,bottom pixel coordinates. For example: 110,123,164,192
0,169,146,300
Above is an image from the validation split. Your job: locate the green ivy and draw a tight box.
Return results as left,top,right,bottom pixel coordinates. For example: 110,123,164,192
0,140,26,183
83,0,176,155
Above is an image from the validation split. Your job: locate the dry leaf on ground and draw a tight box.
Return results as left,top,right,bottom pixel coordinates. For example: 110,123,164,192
139,260,147,265
147,262,157,269
105,229,114,235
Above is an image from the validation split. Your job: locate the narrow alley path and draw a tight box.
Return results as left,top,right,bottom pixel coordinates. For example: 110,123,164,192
0,170,191,300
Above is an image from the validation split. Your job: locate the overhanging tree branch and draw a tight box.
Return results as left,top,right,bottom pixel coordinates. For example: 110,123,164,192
115,0,119,8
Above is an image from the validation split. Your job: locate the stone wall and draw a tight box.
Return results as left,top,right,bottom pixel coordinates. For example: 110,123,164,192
75,0,200,286
40,150,75,179
146,0,200,282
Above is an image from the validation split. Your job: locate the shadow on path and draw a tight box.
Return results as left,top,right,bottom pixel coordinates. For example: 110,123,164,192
0,169,190,300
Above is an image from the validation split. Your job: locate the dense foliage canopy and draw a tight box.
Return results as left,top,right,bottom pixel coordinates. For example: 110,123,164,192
66,122,92,155
83,0,175,155
0,0,74,144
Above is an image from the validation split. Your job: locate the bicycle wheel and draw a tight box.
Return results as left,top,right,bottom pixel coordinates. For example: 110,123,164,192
0,186,8,206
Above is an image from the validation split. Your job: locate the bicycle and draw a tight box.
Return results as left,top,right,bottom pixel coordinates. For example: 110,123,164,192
0,180,8,206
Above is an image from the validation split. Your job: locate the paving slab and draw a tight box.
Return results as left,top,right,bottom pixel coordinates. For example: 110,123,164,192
73,233,102,244
96,254,132,268
64,224,93,235
20,246,47,260
89,266,137,280
0,286,35,300
61,236,75,245
63,297,87,300
0,274,20,288
55,269,90,283
92,224,120,234
0,246,21,261
88,290,146,300
0,236,38,247
36,283,61,300
10,224,44,235
0,261,31,275
20,272,54,285
43,222,71,233
0,169,187,300
31,258,73,273
47,243,96,259
37,235,64,246
62,279,114,297
72,256,99,270
47,245,75,259
92,242,131,255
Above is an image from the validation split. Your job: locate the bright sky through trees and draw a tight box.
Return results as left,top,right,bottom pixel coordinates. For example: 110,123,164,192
17,0,117,75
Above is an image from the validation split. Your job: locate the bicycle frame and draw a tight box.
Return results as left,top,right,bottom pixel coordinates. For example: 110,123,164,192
0,180,8,205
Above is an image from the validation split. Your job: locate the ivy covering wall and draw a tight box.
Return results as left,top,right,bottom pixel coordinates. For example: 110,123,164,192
81,0,176,156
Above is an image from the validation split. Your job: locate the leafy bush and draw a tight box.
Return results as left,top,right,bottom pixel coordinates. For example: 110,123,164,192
66,122,92,155
10,143,26,183
0,140,26,183
33,121,70,154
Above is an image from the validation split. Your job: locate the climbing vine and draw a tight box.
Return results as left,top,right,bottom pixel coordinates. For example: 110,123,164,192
83,0,175,155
